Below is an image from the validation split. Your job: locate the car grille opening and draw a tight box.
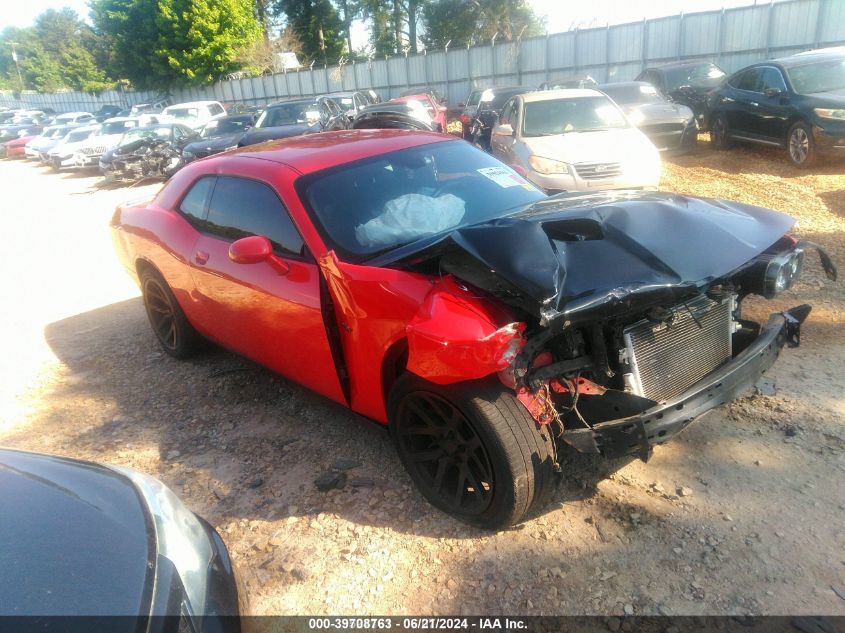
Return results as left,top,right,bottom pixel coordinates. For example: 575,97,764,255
574,161,624,179
641,122,685,136
623,294,733,402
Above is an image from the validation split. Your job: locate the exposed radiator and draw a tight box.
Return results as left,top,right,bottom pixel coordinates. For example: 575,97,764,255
623,294,734,402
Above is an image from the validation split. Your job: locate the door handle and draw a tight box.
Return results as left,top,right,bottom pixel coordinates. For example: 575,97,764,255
194,250,209,265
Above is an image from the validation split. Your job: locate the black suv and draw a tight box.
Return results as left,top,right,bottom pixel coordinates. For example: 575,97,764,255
707,47,845,167
636,60,727,129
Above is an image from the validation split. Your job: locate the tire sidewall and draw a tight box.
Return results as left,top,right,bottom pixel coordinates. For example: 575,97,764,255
710,114,729,149
140,268,198,359
388,375,537,529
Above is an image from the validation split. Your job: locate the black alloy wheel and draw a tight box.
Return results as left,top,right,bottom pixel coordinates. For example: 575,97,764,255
394,391,495,516
710,113,732,149
140,269,204,359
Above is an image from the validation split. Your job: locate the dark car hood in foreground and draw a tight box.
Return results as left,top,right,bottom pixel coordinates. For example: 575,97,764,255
390,191,794,327
183,132,243,155
0,449,152,616
239,122,319,146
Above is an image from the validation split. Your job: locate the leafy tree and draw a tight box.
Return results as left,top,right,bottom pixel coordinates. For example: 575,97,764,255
91,0,262,89
357,0,427,55
273,0,346,63
422,0,544,48
0,10,113,92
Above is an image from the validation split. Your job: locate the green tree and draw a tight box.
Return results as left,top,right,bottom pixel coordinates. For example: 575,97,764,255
273,0,346,63
91,0,262,89
422,0,544,48
0,10,113,92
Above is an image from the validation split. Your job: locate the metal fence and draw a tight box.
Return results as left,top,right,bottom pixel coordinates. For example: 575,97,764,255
2,0,844,113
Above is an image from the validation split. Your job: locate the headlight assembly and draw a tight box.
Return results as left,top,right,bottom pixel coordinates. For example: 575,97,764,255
764,249,804,298
814,108,845,121
528,155,569,175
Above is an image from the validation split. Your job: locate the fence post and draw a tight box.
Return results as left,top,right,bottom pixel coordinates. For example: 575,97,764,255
765,0,775,57
677,11,684,60
404,50,411,89
444,42,450,100
814,0,828,48
545,34,551,82
467,44,473,88
641,17,648,71
605,23,611,81
491,33,498,84
716,8,726,65
573,28,580,74
516,25,527,86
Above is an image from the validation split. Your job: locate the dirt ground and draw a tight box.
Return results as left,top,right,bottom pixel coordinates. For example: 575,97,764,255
0,140,844,618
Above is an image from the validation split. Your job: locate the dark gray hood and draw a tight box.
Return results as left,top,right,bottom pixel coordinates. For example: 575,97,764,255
392,191,795,328
239,122,319,147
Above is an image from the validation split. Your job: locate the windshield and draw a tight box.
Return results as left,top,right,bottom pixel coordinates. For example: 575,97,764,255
101,121,136,135
165,108,199,120
54,127,72,139
255,102,320,128
120,127,170,146
601,84,663,105
300,141,544,260
466,91,482,107
201,118,250,137
66,129,94,142
523,96,628,137
11,117,36,125
663,63,726,91
787,58,845,94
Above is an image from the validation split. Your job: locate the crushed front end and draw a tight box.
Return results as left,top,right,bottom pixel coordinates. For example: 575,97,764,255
397,191,837,462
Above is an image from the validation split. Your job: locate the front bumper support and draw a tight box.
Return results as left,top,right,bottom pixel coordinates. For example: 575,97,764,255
561,304,811,461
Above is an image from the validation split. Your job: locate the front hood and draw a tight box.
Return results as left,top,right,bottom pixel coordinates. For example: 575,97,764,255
0,449,152,617
393,191,794,327
184,132,243,154
240,122,319,146
625,102,693,124
804,89,845,105
522,128,652,164
81,133,124,149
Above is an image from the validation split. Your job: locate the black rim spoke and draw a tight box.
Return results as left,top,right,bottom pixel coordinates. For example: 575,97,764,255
398,391,495,515
145,280,178,351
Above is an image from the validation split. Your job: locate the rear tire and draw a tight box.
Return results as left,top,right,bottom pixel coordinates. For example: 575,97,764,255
710,113,733,149
140,268,205,359
787,121,816,168
388,373,558,529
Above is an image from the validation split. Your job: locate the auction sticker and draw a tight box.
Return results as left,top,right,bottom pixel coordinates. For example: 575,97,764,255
476,166,528,188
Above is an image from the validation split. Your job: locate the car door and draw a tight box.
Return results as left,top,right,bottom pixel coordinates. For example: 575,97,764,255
730,67,763,136
187,172,347,404
490,98,517,161
753,66,792,143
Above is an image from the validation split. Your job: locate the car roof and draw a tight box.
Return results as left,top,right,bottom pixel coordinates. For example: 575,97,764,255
522,88,604,103
68,124,101,133
775,46,845,67
103,116,138,123
226,129,453,174
598,81,652,89
164,101,222,108
648,59,718,70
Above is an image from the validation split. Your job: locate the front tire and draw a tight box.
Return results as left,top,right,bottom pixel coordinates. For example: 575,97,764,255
388,373,557,529
710,113,733,149
140,268,205,359
787,121,816,168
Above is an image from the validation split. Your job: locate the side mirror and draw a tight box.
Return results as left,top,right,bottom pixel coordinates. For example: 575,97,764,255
229,235,290,274
493,123,515,137
764,87,784,98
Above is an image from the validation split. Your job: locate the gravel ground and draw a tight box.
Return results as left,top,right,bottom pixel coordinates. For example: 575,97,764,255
0,140,844,617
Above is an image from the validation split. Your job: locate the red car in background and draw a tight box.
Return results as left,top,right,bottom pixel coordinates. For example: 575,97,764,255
111,130,833,528
2,134,36,159
390,94,448,132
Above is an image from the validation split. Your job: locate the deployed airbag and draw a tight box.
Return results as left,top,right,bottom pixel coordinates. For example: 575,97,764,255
355,193,465,248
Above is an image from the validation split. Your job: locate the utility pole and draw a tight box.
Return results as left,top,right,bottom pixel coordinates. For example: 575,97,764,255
10,42,24,92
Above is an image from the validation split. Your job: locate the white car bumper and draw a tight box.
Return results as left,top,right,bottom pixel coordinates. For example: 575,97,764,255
525,163,660,193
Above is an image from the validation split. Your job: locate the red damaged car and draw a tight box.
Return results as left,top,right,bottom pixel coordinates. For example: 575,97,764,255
111,130,836,528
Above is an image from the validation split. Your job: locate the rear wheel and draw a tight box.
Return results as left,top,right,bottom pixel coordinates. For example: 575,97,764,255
388,373,558,528
787,121,816,168
710,113,732,149
140,268,205,359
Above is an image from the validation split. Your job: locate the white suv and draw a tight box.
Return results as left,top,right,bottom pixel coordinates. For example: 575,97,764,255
161,101,227,130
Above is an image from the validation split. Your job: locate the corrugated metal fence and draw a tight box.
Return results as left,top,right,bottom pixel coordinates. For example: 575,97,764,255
2,0,844,113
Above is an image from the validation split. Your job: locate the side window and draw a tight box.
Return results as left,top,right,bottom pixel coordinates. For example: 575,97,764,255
179,176,215,221
209,103,225,115
500,100,515,125
205,176,305,258
759,67,787,93
737,68,763,92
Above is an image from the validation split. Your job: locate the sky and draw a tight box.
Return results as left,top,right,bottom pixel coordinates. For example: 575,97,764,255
1,0,774,44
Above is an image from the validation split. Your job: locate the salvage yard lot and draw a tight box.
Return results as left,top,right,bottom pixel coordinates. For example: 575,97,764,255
1,142,844,616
